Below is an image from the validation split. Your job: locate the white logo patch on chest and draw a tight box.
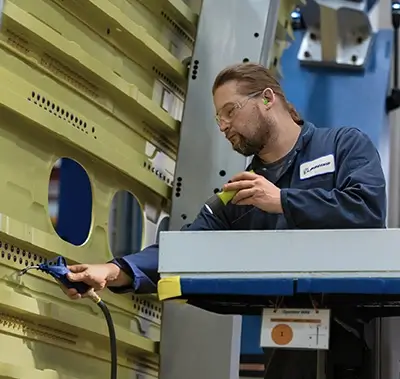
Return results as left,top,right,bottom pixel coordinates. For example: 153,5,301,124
299,154,335,180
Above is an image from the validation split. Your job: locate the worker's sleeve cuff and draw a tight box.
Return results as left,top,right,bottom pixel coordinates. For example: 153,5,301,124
107,258,136,294
107,257,157,294
280,188,296,228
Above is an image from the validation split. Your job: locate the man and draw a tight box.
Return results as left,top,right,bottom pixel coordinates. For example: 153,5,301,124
64,63,386,378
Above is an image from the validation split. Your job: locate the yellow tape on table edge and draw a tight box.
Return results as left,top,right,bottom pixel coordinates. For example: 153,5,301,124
158,276,182,301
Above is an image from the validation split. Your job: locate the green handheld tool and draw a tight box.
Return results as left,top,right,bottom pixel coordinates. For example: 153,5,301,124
204,170,254,214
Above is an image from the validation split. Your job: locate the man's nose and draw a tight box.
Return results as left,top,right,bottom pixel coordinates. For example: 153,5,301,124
218,120,229,133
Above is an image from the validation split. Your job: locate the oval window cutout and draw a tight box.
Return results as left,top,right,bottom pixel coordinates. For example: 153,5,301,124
48,158,92,246
108,190,143,258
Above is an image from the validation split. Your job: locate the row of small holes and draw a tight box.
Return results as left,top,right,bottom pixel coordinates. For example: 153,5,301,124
176,169,227,218
191,59,199,80
152,67,185,97
132,295,161,319
160,11,193,44
27,91,97,139
0,241,47,267
6,28,98,100
175,177,187,220
191,33,262,81
175,176,182,198
0,242,162,320
143,161,172,185
175,169,226,196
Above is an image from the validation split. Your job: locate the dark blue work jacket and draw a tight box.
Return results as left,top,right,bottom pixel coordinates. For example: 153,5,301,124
110,122,387,295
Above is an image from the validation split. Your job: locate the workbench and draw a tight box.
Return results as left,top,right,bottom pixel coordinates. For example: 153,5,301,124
157,229,400,379
158,229,400,315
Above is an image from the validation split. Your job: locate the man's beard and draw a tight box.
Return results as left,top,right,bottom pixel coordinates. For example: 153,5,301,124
233,135,265,156
232,112,274,156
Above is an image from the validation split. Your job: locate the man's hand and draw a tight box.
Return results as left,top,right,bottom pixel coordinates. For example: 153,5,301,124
63,263,131,300
223,171,283,213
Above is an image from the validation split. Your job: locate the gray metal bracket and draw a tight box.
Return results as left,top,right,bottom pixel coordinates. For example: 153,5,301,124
298,0,374,69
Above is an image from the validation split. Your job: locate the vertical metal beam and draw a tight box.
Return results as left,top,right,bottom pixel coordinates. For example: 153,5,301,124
259,0,280,67
161,1,280,378
169,0,280,231
319,5,338,62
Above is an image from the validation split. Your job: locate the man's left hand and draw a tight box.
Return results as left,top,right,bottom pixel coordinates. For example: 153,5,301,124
223,171,283,213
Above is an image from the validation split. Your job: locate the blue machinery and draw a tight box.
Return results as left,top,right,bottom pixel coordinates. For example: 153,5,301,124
50,0,398,378
155,0,396,378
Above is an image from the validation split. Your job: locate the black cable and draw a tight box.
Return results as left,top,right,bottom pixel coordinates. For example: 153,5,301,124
96,300,118,379
18,259,118,379
394,25,399,88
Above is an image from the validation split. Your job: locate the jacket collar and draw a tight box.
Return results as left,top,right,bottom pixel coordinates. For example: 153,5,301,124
249,121,315,170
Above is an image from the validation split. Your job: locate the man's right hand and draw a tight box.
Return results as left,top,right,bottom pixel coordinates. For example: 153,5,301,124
63,263,124,300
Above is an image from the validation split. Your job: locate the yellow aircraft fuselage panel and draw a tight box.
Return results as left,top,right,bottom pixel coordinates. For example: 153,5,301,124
0,0,195,377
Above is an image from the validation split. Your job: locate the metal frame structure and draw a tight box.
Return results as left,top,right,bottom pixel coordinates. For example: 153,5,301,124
298,0,375,70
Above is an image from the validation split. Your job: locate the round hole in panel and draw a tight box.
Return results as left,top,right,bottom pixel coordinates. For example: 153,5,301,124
48,158,93,246
108,190,144,258
156,216,170,244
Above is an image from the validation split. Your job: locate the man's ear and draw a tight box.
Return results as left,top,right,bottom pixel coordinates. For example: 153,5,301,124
262,88,274,107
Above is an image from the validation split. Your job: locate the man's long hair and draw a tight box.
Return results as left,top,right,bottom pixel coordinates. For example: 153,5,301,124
212,62,303,125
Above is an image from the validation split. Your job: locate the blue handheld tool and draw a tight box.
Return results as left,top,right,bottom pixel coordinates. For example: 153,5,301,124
19,255,118,379
19,256,91,294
